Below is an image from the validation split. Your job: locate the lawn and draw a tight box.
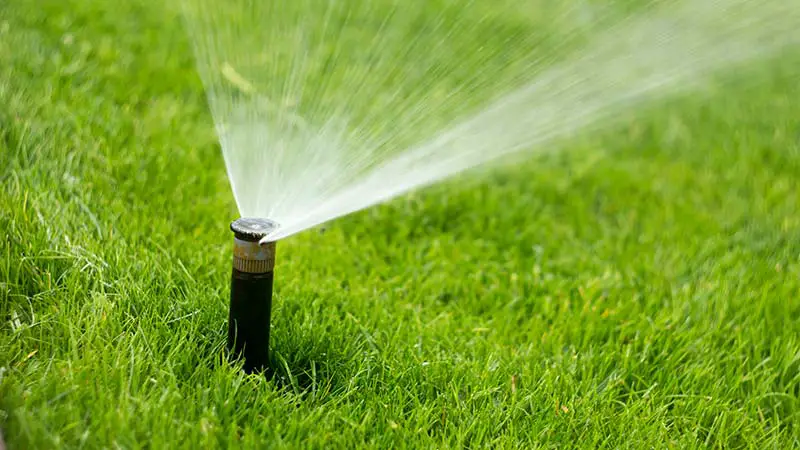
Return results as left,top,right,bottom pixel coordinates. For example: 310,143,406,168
1,0,799,448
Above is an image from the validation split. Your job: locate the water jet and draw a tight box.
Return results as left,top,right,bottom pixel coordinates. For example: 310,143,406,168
228,217,279,374
183,0,800,243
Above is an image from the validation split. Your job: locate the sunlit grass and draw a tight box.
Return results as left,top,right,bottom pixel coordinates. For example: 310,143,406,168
1,0,799,448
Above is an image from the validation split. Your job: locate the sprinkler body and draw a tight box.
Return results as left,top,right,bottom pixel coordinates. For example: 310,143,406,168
228,218,279,374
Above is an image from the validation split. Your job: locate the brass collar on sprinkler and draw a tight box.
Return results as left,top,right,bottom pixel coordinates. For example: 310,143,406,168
230,218,279,274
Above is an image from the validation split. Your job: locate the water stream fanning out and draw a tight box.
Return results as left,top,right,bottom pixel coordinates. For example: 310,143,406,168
181,0,800,242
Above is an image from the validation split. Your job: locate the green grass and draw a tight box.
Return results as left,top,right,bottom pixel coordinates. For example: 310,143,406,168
2,0,800,448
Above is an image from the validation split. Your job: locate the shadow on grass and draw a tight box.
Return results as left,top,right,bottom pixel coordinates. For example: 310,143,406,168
267,336,347,399
180,328,349,400
165,298,355,403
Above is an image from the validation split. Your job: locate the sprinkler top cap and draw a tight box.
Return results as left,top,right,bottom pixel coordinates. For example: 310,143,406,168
230,217,280,242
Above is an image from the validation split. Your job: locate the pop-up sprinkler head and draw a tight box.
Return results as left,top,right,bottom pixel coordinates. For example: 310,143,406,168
228,217,279,374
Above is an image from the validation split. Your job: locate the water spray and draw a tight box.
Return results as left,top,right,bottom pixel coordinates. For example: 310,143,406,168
228,217,279,374
186,0,800,242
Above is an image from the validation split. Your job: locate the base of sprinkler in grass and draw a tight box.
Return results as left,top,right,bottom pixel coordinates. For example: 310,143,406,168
228,217,279,374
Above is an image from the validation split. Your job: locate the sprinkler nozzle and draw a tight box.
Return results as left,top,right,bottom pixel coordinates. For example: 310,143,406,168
228,217,279,374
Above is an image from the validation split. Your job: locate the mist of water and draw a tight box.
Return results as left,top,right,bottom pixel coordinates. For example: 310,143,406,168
181,0,799,242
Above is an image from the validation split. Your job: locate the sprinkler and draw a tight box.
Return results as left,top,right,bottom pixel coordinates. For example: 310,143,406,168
228,217,279,374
